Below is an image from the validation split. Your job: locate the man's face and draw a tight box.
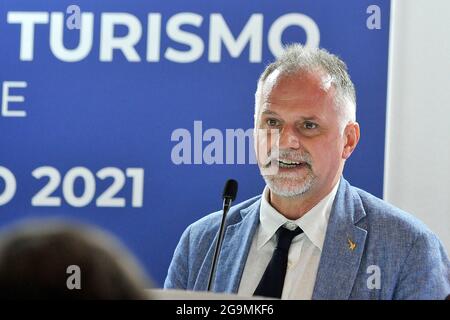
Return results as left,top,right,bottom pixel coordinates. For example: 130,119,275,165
255,69,350,198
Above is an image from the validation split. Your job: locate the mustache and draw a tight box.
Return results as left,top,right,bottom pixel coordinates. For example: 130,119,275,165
263,149,313,168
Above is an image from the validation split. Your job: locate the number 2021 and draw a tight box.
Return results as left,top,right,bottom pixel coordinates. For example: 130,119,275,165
0,166,144,208
31,166,144,208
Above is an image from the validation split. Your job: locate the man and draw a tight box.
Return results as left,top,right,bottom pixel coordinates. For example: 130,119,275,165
164,44,450,299
0,219,152,299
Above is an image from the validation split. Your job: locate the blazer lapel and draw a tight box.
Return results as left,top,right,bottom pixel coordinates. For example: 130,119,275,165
212,199,260,293
312,178,367,299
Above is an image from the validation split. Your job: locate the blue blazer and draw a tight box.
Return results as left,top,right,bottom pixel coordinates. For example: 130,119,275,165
164,178,450,299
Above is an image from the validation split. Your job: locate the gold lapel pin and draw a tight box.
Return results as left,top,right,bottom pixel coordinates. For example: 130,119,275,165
347,238,356,251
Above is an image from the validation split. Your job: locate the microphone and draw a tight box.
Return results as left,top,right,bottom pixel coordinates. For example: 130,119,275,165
207,179,238,291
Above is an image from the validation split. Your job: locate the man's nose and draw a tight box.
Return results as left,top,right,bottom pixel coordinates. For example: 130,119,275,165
279,126,301,150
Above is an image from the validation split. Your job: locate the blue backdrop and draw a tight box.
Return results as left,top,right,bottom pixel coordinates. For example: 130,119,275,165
0,0,390,286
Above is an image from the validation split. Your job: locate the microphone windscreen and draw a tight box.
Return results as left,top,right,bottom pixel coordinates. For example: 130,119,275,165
222,179,238,201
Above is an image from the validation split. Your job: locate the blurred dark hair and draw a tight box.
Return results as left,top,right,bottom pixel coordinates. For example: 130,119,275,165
0,220,152,299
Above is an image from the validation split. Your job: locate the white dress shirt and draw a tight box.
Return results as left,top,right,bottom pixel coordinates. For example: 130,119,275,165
237,181,339,299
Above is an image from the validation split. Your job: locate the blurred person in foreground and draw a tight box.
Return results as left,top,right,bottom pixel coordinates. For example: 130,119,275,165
0,219,152,299
165,44,450,299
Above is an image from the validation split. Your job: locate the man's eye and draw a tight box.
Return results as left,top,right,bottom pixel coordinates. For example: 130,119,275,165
266,119,279,127
303,121,318,129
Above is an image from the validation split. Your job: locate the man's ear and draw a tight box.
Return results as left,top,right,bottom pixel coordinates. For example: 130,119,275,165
342,122,360,160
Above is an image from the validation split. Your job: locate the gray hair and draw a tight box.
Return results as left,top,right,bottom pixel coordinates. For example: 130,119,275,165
254,44,356,132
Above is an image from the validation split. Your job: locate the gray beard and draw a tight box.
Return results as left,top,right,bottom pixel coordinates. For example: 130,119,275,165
262,169,316,198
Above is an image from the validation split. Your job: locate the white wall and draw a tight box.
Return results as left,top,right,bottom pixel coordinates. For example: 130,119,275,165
384,0,450,252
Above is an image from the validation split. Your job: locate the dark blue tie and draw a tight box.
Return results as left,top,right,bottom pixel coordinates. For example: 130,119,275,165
253,226,303,298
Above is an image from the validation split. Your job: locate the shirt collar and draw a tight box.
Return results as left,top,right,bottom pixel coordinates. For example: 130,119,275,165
258,180,340,251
